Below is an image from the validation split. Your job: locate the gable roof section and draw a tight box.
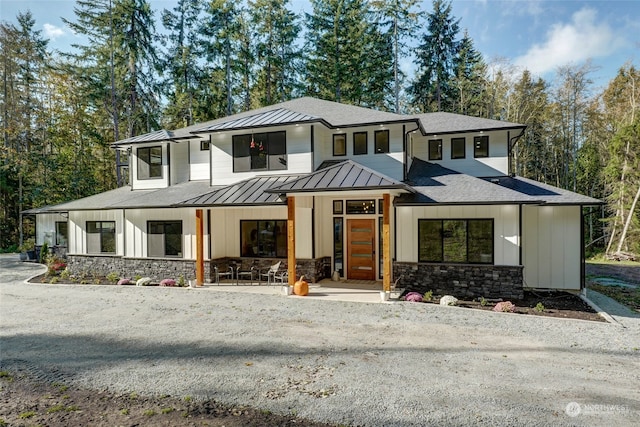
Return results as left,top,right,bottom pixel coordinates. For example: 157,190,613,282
177,175,302,206
397,158,602,206
266,160,414,194
412,112,525,135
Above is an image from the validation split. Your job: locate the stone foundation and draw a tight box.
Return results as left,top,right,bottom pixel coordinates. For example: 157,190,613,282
210,257,331,283
393,262,524,300
66,255,211,283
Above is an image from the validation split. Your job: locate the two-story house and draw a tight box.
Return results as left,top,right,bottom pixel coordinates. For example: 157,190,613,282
30,97,601,298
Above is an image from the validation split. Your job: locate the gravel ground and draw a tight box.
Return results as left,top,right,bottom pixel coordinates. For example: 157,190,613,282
1,254,639,426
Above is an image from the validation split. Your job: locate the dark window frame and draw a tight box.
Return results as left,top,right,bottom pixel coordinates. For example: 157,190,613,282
232,131,287,172
55,221,68,246
333,217,344,276
346,200,376,214
418,218,494,264
428,139,443,160
86,221,116,254
474,135,489,158
333,133,347,156
333,200,343,214
240,220,287,258
137,146,163,180
374,129,389,154
200,140,210,151
353,131,368,155
147,220,183,258
451,137,466,159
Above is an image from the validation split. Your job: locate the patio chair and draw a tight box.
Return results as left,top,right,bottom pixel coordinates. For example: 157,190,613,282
236,265,256,285
259,261,283,285
214,265,234,284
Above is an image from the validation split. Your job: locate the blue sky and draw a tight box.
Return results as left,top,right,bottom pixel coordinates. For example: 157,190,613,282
2,0,639,90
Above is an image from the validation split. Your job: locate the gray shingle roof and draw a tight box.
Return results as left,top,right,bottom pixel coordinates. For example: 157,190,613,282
266,160,414,194
177,175,303,206
397,158,602,206
412,112,525,135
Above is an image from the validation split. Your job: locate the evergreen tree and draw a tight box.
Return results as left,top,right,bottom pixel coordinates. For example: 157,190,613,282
409,0,460,112
451,29,486,116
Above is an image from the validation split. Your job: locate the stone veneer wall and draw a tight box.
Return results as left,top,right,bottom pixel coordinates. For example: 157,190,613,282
210,257,331,283
393,262,524,299
67,255,211,283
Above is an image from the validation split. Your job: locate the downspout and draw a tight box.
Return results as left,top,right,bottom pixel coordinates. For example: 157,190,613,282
404,125,420,181
518,204,523,266
122,209,127,257
580,205,586,291
310,125,315,170
508,128,526,176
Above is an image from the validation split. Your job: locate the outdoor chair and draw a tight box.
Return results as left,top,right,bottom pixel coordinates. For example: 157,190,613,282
236,265,256,285
214,265,234,284
260,261,284,285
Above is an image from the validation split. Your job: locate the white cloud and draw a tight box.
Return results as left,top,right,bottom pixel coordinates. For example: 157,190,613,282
43,23,65,40
514,8,625,75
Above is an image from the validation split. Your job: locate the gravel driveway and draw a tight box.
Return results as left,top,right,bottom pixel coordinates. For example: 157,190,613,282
1,254,639,426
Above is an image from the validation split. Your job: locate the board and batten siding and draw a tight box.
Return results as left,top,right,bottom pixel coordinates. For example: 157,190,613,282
410,129,509,177
209,125,313,186
313,125,405,182
395,204,520,266
522,205,581,290
68,210,124,256
208,203,312,259
34,213,66,246
130,143,170,190
170,141,189,185
189,138,211,181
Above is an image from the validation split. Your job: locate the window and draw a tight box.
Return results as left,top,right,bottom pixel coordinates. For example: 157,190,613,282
148,221,182,257
87,221,116,254
474,135,489,158
346,200,376,214
428,139,442,160
200,140,210,151
418,219,493,264
55,221,68,246
137,146,163,179
333,218,343,276
240,220,287,257
333,200,343,214
333,134,346,156
451,137,465,159
353,132,368,155
233,131,287,172
374,130,389,153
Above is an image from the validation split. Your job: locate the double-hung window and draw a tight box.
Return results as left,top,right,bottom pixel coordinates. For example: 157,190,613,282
418,219,493,264
148,221,183,257
232,131,287,172
87,221,116,254
137,146,163,179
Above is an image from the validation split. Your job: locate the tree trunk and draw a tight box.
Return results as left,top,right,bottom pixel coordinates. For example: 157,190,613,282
616,184,640,254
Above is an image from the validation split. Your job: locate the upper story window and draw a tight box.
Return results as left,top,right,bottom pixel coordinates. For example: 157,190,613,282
428,139,442,160
200,140,210,151
353,132,368,155
232,131,287,172
137,146,163,179
148,221,183,257
474,135,489,158
87,221,115,254
333,134,346,156
451,137,465,159
374,130,389,153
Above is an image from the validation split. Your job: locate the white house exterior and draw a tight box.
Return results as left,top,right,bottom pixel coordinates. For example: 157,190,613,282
29,97,601,298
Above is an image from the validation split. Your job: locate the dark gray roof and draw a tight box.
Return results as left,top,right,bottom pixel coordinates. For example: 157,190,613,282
266,160,414,194
397,158,602,206
193,108,321,133
177,175,303,206
412,112,525,135
112,129,195,147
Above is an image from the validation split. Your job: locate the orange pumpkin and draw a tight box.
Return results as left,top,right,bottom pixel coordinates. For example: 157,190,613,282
293,275,309,296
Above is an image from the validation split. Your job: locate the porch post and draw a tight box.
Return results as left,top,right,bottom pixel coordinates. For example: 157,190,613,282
383,193,391,291
196,209,204,285
287,196,296,285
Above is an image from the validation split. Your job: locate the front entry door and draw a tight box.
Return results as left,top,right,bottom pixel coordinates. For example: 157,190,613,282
347,219,375,280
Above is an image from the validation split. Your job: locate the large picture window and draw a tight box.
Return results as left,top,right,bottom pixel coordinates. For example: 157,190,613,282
233,131,287,172
418,219,493,264
240,220,287,257
137,146,163,179
148,221,183,257
87,221,116,254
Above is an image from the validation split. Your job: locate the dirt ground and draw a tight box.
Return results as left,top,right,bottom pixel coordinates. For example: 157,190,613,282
0,371,336,427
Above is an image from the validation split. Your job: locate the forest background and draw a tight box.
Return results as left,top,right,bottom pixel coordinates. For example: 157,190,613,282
1,0,638,257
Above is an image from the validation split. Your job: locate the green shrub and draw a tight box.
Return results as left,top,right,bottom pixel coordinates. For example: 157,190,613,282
422,290,433,302
534,302,545,312
39,242,49,264
106,272,119,283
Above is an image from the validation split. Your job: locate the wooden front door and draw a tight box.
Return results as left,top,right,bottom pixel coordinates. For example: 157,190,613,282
347,218,375,280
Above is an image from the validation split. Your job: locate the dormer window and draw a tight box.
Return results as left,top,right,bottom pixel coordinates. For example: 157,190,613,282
474,136,489,158
137,146,163,179
428,139,442,160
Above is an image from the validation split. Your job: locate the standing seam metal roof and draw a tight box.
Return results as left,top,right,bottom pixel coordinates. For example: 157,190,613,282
193,108,321,132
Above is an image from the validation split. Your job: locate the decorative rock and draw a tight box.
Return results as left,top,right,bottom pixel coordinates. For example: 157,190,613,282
439,295,458,306
136,277,152,286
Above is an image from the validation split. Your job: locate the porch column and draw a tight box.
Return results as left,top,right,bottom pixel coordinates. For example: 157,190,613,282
287,196,296,285
196,209,204,285
383,194,391,291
